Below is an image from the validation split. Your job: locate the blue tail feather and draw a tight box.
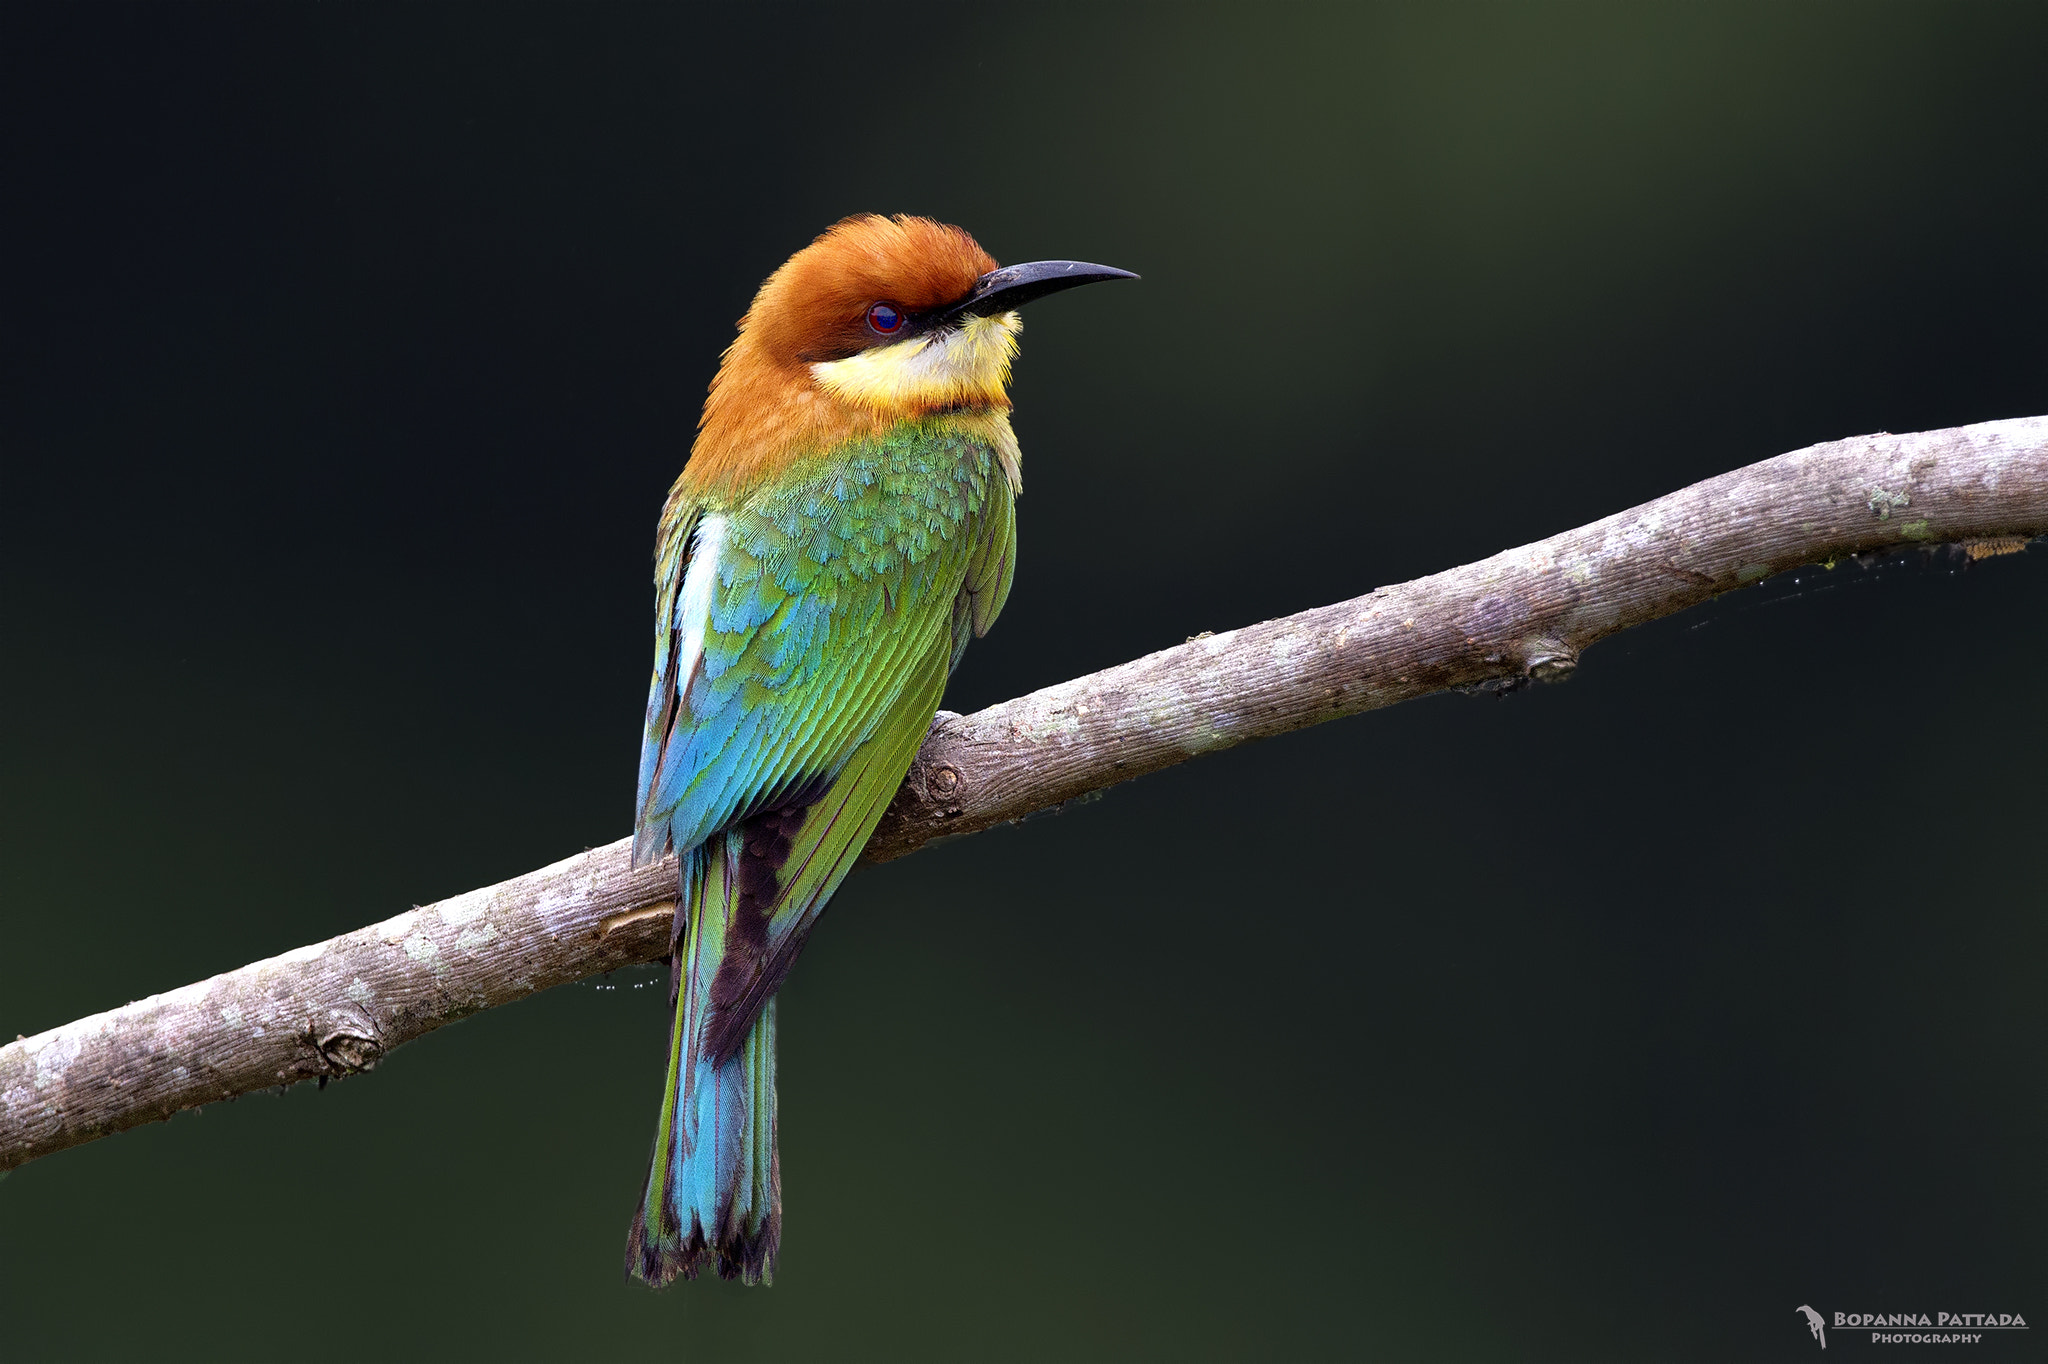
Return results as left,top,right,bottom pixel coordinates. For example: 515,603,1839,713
627,837,781,1286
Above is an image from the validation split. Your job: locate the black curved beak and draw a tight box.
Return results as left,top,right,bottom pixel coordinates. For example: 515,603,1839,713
937,259,1139,324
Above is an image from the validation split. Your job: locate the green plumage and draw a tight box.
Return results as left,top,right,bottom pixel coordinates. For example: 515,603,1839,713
627,419,1017,1285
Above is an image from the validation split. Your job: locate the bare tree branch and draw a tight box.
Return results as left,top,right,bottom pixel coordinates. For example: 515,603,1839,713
6,416,2045,1174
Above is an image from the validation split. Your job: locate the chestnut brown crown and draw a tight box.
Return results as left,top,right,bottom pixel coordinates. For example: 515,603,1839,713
742,214,999,365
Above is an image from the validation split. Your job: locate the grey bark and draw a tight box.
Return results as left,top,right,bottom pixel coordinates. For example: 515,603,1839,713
5,415,2045,1174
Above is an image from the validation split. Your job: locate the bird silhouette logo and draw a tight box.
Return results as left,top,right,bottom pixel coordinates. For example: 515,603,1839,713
1797,1305,1828,1348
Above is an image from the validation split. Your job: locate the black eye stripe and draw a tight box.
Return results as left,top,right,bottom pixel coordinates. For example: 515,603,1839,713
794,299,953,361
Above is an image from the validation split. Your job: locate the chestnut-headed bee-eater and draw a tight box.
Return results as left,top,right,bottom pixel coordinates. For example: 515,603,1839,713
626,215,1134,1286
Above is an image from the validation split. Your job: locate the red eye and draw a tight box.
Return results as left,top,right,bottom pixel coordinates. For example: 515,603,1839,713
867,303,903,334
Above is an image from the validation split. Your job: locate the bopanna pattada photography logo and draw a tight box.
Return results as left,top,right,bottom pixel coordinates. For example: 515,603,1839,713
1796,1304,2030,1347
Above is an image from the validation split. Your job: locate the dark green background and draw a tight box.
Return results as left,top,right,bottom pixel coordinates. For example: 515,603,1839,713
3,4,2044,1360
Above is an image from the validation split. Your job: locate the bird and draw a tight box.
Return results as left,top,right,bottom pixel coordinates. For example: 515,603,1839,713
625,214,1135,1286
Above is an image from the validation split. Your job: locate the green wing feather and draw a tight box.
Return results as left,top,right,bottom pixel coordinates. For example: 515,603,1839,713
635,421,1018,1057
700,635,949,1061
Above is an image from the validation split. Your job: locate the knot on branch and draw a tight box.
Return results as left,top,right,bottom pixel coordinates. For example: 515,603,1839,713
313,1028,383,1077
1460,636,1580,698
1523,637,1578,683
901,711,968,817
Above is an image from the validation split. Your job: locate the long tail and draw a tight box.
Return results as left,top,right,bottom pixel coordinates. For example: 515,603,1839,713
627,834,781,1286
625,645,950,1286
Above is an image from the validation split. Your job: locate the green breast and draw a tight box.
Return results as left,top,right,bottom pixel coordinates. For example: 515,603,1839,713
737,423,1004,590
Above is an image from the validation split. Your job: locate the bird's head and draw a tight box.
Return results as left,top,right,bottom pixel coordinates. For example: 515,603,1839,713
686,214,1134,494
